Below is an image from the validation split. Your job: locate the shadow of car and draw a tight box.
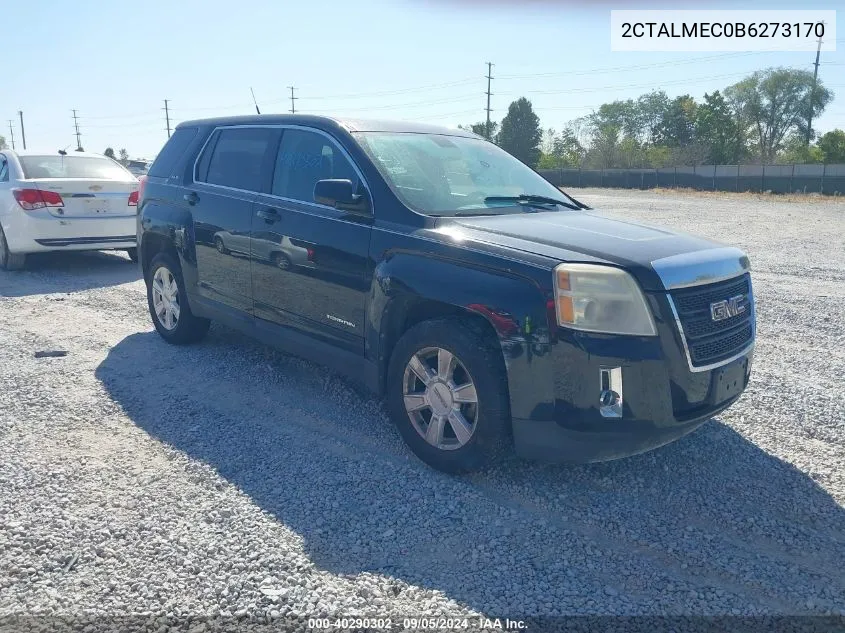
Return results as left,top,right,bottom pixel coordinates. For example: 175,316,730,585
94,330,845,615
0,250,140,298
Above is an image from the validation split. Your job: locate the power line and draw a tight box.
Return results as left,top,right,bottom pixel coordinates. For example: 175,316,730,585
72,109,83,151
306,93,480,114
300,78,477,101
496,52,769,80
163,99,171,138
485,62,494,140
288,86,297,114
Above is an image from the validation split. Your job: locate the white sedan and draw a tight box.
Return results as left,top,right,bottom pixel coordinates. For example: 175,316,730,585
0,150,140,270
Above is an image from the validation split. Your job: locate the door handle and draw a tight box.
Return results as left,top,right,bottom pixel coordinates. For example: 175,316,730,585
256,208,280,223
183,192,199,205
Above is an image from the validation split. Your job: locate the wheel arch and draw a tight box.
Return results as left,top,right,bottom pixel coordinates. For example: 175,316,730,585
369,252,557,422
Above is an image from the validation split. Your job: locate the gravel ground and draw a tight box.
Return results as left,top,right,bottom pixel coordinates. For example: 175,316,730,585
1,189,843,631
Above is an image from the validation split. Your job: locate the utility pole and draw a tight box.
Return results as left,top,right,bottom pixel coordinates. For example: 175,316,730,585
72,109,82,151
7,120,15,150
485,62,494,141
18,111,26,150
288,86,297,114
806,30,823,146
164,99,172,138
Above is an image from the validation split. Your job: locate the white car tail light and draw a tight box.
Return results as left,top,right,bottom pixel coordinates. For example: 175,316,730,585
12,188,64,211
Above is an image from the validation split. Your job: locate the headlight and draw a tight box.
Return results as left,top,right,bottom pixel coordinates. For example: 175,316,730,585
553,263,657,336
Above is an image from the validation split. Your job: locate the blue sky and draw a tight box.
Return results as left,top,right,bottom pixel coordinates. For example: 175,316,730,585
2,0,842,159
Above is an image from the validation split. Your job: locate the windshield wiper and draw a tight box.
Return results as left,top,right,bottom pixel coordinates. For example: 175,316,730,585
484,195,579,210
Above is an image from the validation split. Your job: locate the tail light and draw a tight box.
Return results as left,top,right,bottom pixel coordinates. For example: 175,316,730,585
134,175,148,209
13,188,64,211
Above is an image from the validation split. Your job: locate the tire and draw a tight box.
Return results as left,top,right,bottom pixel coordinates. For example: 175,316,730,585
273,252,292,270
214,237,228,255
387,317,511,473
0,225,26,271
126,247,138,263
146,252,210,345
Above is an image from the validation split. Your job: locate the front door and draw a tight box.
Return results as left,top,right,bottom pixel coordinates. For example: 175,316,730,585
190,126,278,314
251,127,372,354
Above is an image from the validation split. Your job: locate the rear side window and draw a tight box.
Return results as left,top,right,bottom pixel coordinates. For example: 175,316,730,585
19,155,131,180
148,127,198,178
196,127,274,192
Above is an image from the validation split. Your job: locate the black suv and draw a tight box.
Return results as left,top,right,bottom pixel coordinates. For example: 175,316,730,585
137,115,755,473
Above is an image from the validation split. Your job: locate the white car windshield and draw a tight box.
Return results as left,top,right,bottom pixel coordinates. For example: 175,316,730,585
19,155,131,180
353,132,579,216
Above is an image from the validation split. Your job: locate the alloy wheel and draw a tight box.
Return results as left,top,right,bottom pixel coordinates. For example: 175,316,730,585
402,346,479,450
151,267,181,330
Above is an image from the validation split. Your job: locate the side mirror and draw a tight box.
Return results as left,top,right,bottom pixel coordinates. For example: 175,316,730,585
313,179,370,215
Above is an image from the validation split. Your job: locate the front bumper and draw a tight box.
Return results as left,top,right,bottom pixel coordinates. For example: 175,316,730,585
1,209,137,253
508,287,754,464
512,348,753,463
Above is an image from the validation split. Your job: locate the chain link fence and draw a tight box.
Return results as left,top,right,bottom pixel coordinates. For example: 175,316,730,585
539,163,845,195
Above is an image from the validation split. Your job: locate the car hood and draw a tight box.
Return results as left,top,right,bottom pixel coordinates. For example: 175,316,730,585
441,210,734,291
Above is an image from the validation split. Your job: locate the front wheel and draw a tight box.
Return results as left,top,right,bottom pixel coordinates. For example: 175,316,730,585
146,253,210,344
387,317,511,473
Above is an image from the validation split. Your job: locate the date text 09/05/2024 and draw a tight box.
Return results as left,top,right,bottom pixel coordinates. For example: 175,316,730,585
307,617,528,630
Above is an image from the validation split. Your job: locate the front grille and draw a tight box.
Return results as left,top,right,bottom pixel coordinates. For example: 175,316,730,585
669,273,754,368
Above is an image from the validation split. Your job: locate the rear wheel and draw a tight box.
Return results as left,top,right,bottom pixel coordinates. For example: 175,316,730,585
387,317,510,473
214,236,228,254
0,226,26,271
126,247,138,263
146,253,210,344
273,252,292,270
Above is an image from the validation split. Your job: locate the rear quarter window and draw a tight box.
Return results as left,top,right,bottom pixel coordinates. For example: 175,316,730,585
147,127,199,179
196,127,275,192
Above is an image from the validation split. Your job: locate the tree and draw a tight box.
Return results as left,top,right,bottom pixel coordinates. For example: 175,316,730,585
695,91,746,164
657,95,697,148
0,135,6,150
104,147,116,159
118,148,129,164
777,134,823,164
725,67,833,163
635,91,670,145
537,128,583,169
817,129,845,163
458,121,498,141
497,98,542,167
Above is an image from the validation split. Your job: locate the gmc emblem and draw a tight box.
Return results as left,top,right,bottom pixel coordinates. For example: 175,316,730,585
710,295,747,322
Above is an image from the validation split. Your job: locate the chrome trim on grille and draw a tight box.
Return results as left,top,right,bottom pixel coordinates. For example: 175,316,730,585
652,247,751,290
667,285,756,373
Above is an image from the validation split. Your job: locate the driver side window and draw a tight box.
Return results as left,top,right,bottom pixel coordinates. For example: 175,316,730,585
272,129,358,204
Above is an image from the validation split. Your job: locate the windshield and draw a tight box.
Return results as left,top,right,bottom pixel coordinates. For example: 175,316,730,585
20,155,132,180
353,132,578,216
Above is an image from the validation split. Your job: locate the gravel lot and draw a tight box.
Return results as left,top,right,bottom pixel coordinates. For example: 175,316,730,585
1,189,843,630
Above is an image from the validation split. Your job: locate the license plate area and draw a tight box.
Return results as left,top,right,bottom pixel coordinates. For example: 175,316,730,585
710,357,748,404
83,198,112,214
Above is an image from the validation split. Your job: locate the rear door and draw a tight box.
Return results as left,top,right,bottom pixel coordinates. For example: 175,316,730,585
251,126,372,354
189,126,278,314
17,154,138,219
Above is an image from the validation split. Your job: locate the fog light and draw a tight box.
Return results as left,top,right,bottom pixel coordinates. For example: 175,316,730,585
599,367,623,418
